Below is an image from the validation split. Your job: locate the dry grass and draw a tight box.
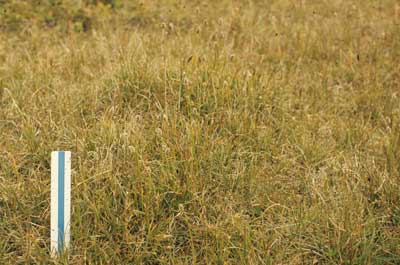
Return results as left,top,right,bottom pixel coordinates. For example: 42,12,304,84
1,0,400,264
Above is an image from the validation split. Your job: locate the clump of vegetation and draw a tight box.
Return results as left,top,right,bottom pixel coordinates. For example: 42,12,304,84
0,0,399,264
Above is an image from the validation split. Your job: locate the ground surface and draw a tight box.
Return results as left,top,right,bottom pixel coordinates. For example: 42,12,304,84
0,0,400,264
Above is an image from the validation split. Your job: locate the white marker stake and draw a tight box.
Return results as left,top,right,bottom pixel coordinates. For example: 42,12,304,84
51,151,71,257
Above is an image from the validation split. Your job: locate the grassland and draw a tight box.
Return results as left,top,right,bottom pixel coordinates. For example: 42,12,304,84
1,0,400,264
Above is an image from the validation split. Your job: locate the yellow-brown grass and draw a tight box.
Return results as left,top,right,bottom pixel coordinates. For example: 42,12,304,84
0,0,399,264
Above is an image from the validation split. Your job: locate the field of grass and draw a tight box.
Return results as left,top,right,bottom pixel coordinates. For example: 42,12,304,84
1,0,400,264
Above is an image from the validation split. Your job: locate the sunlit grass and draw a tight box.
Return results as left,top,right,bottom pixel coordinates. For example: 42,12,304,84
0,0,400,264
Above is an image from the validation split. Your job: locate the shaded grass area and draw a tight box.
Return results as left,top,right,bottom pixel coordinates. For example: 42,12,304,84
0,0,400,264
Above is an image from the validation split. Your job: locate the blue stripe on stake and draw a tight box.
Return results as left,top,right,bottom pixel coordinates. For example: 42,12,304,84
58,151,65,253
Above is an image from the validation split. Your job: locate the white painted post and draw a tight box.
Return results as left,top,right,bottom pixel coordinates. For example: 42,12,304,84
50,151,71,257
